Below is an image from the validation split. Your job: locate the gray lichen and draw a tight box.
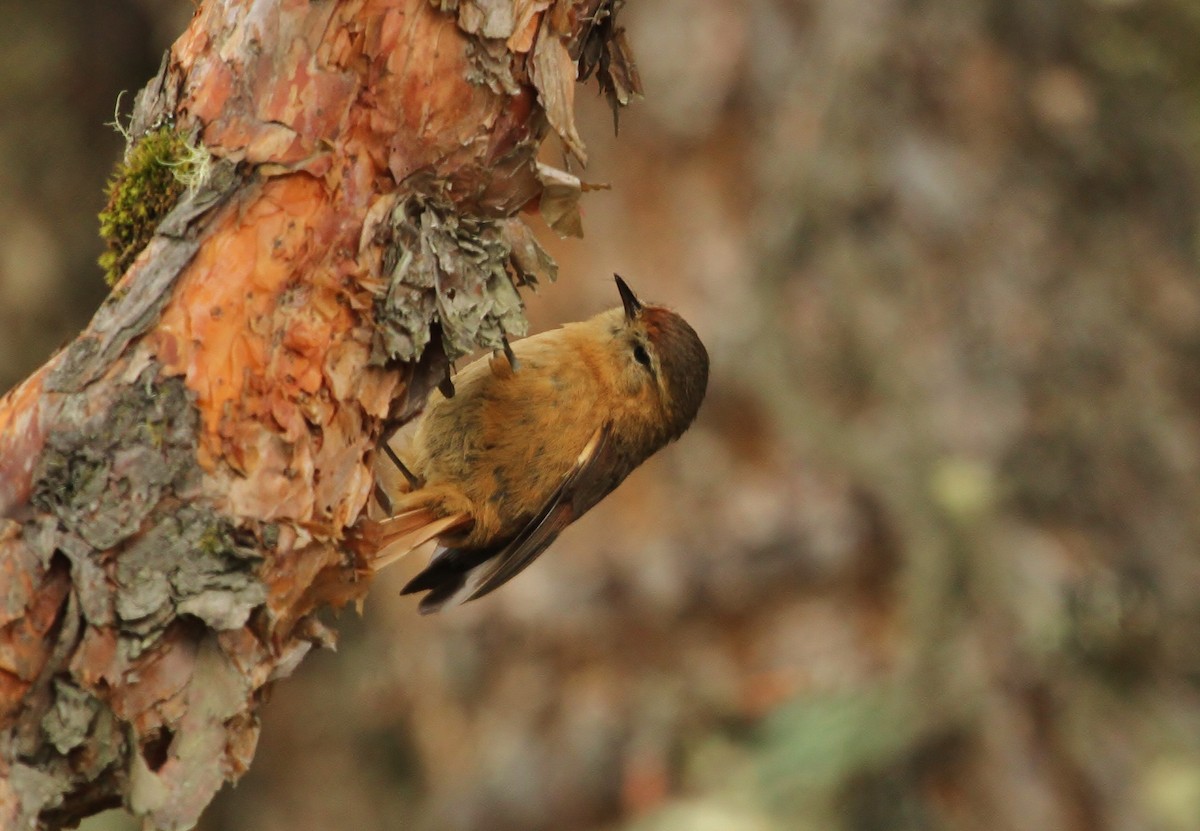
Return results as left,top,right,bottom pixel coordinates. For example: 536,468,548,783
370,191,555,365
115,507,265,655
41,679,101,755
8,763,69,822
31,363,266,657
33,367,201,552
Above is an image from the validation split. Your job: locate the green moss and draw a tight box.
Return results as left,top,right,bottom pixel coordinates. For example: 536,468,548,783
97,126,209,286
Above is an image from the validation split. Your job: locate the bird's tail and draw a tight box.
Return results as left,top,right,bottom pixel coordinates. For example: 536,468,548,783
399,544,497,614
358,504,472,571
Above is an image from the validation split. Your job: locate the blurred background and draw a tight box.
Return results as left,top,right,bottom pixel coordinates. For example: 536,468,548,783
5,1,1200,829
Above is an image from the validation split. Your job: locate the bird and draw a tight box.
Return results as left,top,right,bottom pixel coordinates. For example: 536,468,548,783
360,275,709,614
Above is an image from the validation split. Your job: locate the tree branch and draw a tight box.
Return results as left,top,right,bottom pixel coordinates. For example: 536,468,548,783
0,0,637,826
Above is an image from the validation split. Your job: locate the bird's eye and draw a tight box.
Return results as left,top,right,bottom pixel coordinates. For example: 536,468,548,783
633,342,652,368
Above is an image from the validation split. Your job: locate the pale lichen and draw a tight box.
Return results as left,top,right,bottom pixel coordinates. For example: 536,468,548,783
369,190,556,365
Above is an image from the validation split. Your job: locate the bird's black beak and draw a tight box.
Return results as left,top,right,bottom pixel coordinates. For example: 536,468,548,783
614,274,642,321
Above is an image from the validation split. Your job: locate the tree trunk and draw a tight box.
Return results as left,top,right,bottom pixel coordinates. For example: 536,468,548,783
0,1,637,827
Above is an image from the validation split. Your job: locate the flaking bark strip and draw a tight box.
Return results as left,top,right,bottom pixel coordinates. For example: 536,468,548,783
464,39,522,95
130,634,251,831
436,0,644,167
128,52,179,143
50,159,239,394
11,588,81,753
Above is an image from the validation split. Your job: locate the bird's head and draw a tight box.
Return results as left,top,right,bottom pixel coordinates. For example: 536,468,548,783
598,274,709,444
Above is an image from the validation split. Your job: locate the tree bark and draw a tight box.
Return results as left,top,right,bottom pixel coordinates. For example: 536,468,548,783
0,1,637,827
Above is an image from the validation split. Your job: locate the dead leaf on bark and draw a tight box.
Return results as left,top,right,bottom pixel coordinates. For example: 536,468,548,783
531,14,587,165
575,0,644,131
534,162,610,238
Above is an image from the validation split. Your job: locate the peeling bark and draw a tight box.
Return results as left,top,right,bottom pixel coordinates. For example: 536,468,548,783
0,0,637,827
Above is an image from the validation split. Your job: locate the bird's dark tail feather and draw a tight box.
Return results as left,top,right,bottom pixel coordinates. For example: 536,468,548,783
401,546,497,615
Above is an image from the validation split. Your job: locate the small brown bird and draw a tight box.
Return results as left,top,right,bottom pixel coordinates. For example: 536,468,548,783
363,275,709,613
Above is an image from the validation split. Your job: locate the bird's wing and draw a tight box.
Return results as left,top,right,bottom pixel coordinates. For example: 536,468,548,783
400,421,637,613
462,421,619,603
